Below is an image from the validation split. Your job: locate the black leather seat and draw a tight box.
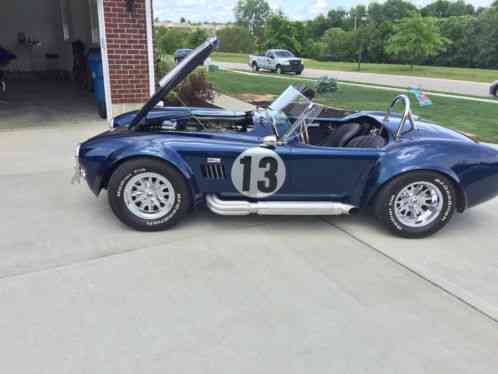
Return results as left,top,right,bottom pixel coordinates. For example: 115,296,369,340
347,135,386,148
320,123,362,147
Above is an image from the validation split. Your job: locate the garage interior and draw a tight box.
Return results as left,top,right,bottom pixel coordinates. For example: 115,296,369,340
0,0,106,130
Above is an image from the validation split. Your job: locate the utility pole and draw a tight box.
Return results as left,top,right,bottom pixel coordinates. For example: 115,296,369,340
353,14,367,71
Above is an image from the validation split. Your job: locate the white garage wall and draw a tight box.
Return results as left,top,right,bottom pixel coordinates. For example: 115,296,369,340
0,0,97,73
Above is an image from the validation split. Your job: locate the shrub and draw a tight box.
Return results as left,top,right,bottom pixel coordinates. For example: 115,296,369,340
175,68,215,105
217,26,256,53
314,76,338,97
155,55,175,81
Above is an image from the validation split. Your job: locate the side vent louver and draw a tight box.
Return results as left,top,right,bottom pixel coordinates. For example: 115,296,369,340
201,161,226,180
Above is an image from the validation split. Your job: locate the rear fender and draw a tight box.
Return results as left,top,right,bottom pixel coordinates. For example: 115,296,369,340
360,143,467,211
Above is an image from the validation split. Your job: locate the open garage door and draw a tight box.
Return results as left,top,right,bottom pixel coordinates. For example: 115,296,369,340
0,0,110,130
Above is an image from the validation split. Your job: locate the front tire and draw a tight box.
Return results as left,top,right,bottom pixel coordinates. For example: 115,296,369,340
251,62,259,72
276,65,283,74
374,171,456,238
108,158,191,231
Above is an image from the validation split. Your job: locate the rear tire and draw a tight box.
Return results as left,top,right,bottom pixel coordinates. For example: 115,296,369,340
374,171,456,238
252,62,259,72
108,158,191,231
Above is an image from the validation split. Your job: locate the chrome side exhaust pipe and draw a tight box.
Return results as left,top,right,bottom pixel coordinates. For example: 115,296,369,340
205,194,357,216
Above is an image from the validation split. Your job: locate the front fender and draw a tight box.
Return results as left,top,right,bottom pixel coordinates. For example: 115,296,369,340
98,141,198,198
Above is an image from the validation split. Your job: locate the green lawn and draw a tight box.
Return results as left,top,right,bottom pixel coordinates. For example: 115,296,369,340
209,70,498,143
212,52,498,84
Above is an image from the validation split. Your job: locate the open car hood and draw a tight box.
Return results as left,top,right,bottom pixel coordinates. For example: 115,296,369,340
129,37,219,129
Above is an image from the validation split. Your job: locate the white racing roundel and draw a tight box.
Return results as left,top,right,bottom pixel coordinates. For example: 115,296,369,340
231,147,286,198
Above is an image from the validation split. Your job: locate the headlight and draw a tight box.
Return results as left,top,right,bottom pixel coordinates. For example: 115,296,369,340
71,143,85,184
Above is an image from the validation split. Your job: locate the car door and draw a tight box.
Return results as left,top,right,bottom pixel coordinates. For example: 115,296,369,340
281,143,383,204
222,142,381,204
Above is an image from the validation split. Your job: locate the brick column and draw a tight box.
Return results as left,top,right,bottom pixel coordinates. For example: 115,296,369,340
103,0,151,116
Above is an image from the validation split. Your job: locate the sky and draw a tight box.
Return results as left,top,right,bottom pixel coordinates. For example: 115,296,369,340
153,0,495,23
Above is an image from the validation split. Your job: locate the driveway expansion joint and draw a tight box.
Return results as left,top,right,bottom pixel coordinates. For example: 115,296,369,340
319,216,498,325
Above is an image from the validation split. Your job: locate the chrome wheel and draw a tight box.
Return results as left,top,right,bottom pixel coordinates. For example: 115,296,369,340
393,181,443,228
123,172,175,220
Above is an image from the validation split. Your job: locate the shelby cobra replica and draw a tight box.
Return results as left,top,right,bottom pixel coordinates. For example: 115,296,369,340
73,37,498,238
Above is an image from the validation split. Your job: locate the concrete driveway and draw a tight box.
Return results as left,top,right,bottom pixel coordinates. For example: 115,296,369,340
217,62,495,98
1,123,498,373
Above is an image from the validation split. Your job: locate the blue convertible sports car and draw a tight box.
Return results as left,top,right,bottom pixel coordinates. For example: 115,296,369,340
73,38,498,238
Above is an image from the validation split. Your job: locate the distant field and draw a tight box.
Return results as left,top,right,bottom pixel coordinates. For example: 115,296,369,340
209,70,498,143
212,52,498,84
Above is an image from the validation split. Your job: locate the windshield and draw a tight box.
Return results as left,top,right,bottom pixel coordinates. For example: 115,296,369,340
267,86,323,142
274,50,294,58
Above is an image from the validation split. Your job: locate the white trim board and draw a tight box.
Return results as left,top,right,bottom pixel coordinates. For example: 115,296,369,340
145,0,155,96
97,0,113,121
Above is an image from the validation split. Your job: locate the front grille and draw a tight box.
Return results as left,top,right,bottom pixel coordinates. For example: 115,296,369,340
201,163,226,179
291,60,300,65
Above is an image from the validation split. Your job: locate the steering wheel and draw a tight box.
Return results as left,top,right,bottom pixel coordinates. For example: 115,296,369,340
383,95,416,140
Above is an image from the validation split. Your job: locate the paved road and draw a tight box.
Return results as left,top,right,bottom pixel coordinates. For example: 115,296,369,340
217,62,495,98
1,123,498,373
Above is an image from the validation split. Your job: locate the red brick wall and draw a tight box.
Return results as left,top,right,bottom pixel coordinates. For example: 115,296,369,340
104,0,150,104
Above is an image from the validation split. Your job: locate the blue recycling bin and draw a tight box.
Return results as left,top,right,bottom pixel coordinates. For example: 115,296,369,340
87,49,107,118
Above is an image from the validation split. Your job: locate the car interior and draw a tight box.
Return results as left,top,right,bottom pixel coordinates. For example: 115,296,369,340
302,118,388,149
153,111,388,150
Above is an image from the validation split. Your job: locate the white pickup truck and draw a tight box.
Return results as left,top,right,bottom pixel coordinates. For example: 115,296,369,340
248,49,304,75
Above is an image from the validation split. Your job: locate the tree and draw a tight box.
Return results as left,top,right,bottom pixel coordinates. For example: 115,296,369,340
234,0,272,44
262,14,301,54
327,9,347,29
353,24,373,70
305,15,331,39
367,0,418,24
421,0,474,17
386,14,449,70
382,0,419,20
156,27,189,55
473,7,498,68
320,28,356,61
187,28,210,48
364,21,394,63
217,26,256,53
434,16,478,67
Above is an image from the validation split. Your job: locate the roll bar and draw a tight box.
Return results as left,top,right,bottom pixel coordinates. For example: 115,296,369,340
383,95,416,141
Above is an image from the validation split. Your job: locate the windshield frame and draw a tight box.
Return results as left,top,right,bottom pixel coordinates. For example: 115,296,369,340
267,86,322,144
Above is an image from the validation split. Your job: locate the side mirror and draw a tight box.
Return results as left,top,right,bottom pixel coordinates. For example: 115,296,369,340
262,135,278,148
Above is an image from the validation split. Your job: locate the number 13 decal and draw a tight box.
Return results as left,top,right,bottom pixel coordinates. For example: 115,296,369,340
232,147,286,198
